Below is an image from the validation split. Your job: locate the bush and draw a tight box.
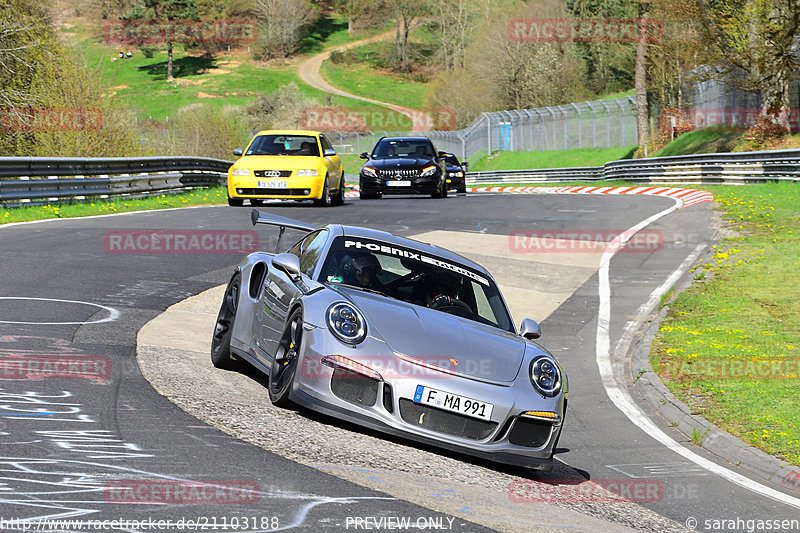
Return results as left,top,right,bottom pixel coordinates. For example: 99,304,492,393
241,82,319,132
329,49,358,65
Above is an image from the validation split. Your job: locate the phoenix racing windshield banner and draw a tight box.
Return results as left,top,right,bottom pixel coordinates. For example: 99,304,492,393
338,238,490,287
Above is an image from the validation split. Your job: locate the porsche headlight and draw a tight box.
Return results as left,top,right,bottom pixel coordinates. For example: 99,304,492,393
362,166,377,177
530,356,561,397
296,169,319,176
420,165,437,177
327,302,367,344
230,168,250,176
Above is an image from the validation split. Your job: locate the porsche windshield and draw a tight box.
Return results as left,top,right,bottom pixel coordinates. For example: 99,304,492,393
318,236,513,332
245,135,320,156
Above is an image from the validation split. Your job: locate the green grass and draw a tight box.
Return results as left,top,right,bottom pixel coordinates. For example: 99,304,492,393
594,88,635,101
652,182,800,465
654,127,744,157
298,15,392,55
1,188,228,224
341,153,367,174
319,60,430,112
469,146,637,172
64,18,387,121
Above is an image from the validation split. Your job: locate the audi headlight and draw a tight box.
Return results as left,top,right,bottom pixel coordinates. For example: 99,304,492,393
296,169,318,176
362,166,377,177
529,356,561,397
327,302,367,344
420,165,437,177
230,168,250,176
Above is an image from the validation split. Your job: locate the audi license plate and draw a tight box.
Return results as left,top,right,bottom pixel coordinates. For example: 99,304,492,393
413,385,494,421
386,180,411,187
258,181,287,188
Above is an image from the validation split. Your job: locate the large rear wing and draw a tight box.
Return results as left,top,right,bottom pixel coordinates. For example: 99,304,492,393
250,209,316,252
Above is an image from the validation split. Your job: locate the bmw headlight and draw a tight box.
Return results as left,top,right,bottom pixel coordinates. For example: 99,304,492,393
420,165,437,177
327,302,367,344
529,356,561,397
362,166,377,177
296,169,318,176
230,168,250,176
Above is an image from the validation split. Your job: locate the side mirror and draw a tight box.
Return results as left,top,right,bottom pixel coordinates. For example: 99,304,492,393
519,318,541,340
461,161,468,171
233,148,243,156
359,152,369,159
437,151,448,158
323,147,337,157
272,253,301,279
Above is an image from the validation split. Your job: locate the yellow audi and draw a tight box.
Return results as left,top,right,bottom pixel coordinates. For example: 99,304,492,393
227,130,345,207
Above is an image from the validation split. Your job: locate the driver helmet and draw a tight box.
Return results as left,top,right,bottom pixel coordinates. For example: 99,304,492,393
345,253,381,277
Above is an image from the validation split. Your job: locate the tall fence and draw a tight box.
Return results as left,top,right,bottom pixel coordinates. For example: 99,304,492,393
327,96,638,166
657,71,800,133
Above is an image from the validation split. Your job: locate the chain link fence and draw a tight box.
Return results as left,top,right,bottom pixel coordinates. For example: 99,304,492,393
327,96,638,166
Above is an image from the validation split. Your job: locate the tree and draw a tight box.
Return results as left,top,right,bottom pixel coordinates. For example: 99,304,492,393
564,0,637,95
123,0,199,81
0,0,140,156
427,0,480,71
696,0,800,130
254,0,316,59
393,0,430,72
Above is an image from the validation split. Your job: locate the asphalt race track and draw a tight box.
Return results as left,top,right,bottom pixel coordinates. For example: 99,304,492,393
1,192,799,532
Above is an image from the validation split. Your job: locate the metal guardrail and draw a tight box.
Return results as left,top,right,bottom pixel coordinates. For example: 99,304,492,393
467,148,800,185
0,156,232,205
3,148,798,205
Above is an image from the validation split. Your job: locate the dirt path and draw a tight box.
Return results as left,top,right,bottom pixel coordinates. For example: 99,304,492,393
297,30,430,131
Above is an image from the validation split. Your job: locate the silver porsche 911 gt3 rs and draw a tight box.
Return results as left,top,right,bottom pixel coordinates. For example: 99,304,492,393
211,209,568,469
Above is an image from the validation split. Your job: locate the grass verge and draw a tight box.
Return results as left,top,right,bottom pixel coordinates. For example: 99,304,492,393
651,182,800,465
654,127,744,157
470,146,637,172
1,188,228,225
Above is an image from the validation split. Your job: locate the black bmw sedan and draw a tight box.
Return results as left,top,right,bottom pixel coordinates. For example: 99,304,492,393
358,137,447,199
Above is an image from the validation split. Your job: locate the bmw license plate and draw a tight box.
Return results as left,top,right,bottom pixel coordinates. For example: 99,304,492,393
386,180,411,187
413,385,493,421
258,181,287,188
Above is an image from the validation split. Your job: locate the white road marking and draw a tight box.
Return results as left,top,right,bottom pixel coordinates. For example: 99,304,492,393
0,297,119,325
595,198,800,510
